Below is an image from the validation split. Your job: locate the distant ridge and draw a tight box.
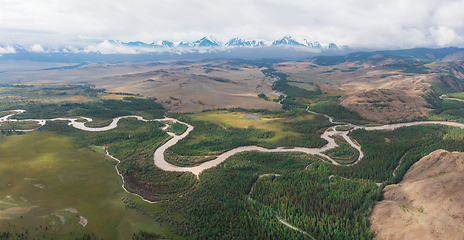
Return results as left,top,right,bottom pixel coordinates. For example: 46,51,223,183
1,40,463,63
107,35,347,50
312,47,464,66
0,35,348,56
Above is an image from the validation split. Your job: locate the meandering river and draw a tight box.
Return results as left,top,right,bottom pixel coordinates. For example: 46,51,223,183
2,109,464,176
4,109,464,237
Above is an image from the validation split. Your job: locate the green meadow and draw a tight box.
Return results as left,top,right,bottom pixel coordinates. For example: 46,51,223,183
185,109,329,146
164,109,333,167
0,131,183,240
446,92,464,100
0,121,40,131
287,81,317,91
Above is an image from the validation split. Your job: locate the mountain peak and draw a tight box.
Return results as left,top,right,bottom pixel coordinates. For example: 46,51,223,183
272,36,306,46
305,40,322,49
161,40,174,47
194,36,221,47
103,36,347,50
226,37,266,47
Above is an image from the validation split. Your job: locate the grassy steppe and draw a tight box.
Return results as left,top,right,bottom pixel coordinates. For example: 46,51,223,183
0,131,183,240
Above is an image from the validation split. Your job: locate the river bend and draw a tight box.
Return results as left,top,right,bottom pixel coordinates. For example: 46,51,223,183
2,110,464,177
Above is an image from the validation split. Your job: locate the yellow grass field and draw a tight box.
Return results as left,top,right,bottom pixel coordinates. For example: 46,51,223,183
188,110,316,144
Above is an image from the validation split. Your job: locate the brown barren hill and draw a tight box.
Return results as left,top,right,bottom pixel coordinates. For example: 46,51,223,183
369,149,464,240
274,60,464,123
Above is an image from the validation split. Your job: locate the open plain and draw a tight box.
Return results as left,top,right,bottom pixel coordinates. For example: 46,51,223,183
0,60,280,112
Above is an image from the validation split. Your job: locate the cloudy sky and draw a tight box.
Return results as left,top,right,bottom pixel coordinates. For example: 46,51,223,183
0,0,463,50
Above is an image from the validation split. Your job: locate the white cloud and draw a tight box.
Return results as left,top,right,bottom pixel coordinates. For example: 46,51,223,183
84,41,141,54
0,0,463,49
432,1,464,29
430,26,463,47
29,44,44,53
83,40,181,54
0,46,16,54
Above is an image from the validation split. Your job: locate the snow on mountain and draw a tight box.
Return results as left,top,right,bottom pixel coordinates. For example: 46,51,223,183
305,40,322,49
327,43,339,49
178,41,195,47
121,40,175,48
226,37,251,47
192,36,221,47
271,36,348,50
272,35,306,46
123,41,158,48
0,36,348,55
161,40,175,47
253,40,267,47
226,38,266,47
177,36,221,47
113,36,346,50
340,45,349,50
107,40,123,45
324,43,349,50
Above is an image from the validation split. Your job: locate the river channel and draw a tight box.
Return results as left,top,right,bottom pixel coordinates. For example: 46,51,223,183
2,109,464,176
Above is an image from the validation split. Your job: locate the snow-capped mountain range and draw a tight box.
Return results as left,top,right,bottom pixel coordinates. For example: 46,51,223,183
226,38,267,47
0,35,349,59
112,35,347,50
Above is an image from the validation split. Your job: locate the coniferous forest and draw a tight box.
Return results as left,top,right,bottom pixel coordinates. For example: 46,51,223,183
2,61,464,239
